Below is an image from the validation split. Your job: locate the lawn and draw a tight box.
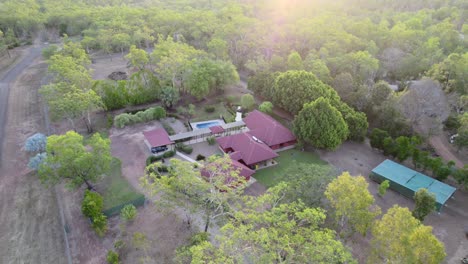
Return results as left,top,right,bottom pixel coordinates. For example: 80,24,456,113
253,149,328,187
191,101,234,122
102,158,143,210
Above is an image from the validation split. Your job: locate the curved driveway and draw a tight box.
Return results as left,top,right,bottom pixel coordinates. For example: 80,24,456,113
0,45,43,165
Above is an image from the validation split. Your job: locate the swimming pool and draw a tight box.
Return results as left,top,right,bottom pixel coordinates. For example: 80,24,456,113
191,119,225,130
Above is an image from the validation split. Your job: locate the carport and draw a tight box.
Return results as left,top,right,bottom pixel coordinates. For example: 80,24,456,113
370,159,456,212
143,128,174,153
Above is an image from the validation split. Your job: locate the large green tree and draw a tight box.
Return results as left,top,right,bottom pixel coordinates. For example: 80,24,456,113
429,52,468,94
184,58,238,99
412,188,436,222
39,131,112,190
325,172,381,236
369,205,446,264
294,97,349,150
283,162,337,207
40,82,103,132
125,45,149,71
141,155,247,233
151,35,205,89
274,71,339,114
187,183,356,263
286,50,304,70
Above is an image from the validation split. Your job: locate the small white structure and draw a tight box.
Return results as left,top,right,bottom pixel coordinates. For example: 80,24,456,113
235,106,243,122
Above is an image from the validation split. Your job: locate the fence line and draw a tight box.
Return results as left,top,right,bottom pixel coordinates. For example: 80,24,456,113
102,195,146,217
41,74,72,264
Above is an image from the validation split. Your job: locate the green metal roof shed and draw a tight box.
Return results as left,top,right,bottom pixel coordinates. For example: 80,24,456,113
370,159,456,212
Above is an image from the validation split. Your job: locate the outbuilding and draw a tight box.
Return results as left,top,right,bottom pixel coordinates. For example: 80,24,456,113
370,159,456,212
143,128,173,154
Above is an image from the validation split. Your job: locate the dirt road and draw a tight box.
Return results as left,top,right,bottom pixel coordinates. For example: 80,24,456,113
429,136,465,168
0,45,43,165
0,46,67,263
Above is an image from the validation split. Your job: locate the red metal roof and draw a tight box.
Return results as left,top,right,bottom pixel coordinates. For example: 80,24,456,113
200,159,255,181
209,125,225,134
143,128,173,147
244,110,296,147
231,159,255,178
216,132,278,166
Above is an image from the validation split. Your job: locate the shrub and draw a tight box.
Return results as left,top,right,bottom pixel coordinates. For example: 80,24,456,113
175,143,193,154
176,106,186,115
120,204,137,222
206,136,216,145
378,180,390,197
28,152,47,170
92,214,108,237
443,115,460,131
114,114,131,128
370,128,390,149
157,165,169,172
241,94,255,111
135,111,146,121
114,107,166,128
107,114,114,128
196,154,206,161
163,150,175,158
114,240,125,251
146,155,163,165
382,137,397,157
188,104,195,117
162,121,175,135
42,45,59,59
226,95,237,104
258,101,273,114
95,80,129,110
106,250,119,264
189,232,209,245
25,133,47,153
152,107,167,120
82,190,104,218
82,190,107,236
204,105,215,113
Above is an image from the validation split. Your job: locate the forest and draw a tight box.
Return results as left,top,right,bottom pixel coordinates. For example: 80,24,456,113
1,0,466,143
0,0,467,263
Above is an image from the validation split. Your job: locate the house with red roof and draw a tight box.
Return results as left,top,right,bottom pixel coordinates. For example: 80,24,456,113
143,128,173,153
216,110,296,170
217,132,279,169
244,110,296,150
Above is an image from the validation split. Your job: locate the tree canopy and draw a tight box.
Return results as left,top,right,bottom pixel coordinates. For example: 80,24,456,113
38,131,112,189
325,172,381,236
369,205,446,264
187,182,356,264
294,97,349,150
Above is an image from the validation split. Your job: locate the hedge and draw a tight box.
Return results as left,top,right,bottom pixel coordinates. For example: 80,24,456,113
176,143,193,154
162,121,176,135
145,151,175,165
204,105,215,113
114,106,166,128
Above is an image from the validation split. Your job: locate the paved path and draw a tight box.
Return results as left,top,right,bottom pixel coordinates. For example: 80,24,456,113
0,45,43,165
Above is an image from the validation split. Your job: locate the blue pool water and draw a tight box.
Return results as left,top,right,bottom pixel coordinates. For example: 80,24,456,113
195,121,221,129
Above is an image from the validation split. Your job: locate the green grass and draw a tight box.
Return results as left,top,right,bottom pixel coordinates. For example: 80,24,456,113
191,101,234,122
253,149,327,188
102,158,142,210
